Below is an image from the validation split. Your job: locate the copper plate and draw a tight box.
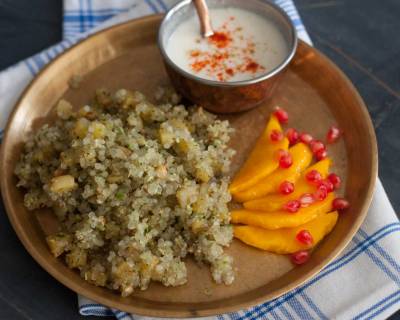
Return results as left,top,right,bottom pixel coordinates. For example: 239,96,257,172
0,15,377,317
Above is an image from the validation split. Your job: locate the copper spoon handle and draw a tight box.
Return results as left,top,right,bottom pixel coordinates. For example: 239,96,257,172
193,0,214,37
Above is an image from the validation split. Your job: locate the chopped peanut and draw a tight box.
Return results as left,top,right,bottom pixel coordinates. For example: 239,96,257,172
53,168,65,177
90,121,106,139
156,165,168,178
73,118,90,138
66,247,87,268
191,220,206,234
56,99,73,120
78,105,97,120
50,175,76,193
119,147,131,156
46,233,71,257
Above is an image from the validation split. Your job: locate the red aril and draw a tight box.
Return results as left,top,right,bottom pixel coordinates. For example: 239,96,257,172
276,149,286,162
328,173,341,189
273,107,289,124
296,230,314,245
283,200,301,213
327,125,341,144
318,179,334,193
291,250,310,265
278,150,293,168
310,140,325,154
270,129,284,142
332,197,350,210
299,133,313,144
315,148,328,160
286,128,299,145
279,181,294,195
305,170,323,184
299,193,315,207
314,184,328,201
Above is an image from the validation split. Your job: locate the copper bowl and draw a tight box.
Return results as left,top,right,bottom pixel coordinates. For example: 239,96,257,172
158,0,298,113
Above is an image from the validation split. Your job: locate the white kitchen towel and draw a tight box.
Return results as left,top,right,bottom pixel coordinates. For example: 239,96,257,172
0,1,399,319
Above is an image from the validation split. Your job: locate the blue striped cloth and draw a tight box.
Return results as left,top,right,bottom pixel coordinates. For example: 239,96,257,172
0,1,399,319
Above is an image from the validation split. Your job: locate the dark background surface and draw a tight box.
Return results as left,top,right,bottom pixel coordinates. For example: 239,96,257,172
0,0,399,319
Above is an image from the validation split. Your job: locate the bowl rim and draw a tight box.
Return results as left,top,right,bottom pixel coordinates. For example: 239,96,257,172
0,14,378,318
158,0,298,87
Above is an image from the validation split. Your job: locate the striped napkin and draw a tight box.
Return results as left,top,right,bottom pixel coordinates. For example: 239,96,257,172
0,1,399,319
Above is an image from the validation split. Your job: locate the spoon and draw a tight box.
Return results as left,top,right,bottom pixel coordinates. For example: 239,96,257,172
193,0,214,37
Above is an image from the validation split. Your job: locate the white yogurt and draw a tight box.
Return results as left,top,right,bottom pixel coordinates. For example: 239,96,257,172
166,7,289,82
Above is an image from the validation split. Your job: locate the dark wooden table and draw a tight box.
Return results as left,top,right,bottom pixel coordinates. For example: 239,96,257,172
0,0,399,319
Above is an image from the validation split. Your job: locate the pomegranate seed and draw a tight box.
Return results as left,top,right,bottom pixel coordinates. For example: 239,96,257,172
299,193,315,207
296,230,314,245
273,107,289,124
328,173,341,190
315,148,328,160
276,149,286,161
277,149,287,162
286,128,299,145
310,140,326,154
279,181,294,195
283,200,301,213
291,250,310,265
314,184,328,201
299,133,313,144
278,150,293,168
327,125,341,144
318,179,334,193
332,197,350,210
305,170,323,184
270,129,284,142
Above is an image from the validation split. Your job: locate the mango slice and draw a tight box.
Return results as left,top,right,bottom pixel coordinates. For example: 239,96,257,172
233,143,312,202
234,211,338,254
231,192,335,229
229,115,289,194
244,158,331,211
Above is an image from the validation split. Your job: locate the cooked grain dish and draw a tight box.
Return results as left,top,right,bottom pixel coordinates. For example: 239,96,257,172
15,88,235,296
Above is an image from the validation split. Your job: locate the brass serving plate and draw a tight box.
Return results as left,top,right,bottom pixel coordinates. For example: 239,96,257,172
0,15,377,317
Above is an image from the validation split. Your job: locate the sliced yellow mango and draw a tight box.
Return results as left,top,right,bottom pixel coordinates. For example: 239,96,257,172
231,192,335,229
233,143,312,202
229,115,289,194
234,210,338,254
244,158,331,211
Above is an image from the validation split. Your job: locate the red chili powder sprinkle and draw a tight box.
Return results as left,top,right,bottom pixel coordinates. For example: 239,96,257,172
245,61,261,73
191,59,209,72
190,50,200,57
225,68,234,76
187,17,266,81
208,31,231,49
